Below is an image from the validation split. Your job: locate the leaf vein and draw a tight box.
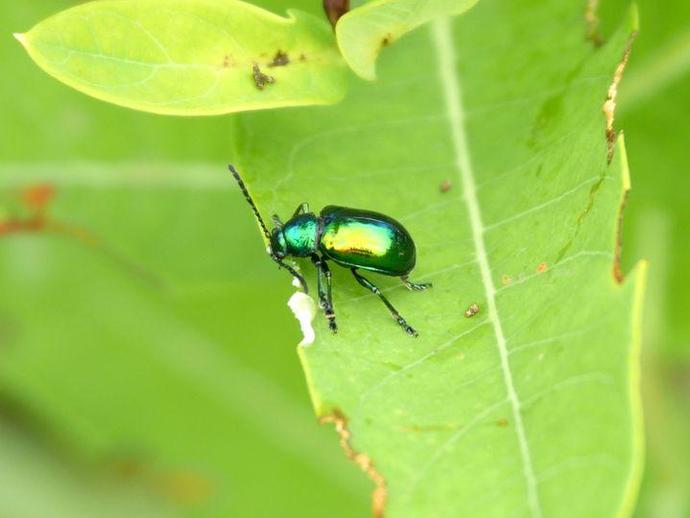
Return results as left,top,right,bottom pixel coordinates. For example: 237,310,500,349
432,17,542,518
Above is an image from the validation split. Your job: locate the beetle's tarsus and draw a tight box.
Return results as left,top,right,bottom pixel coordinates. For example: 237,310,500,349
328,319,338,334
397,316,418,337
401,276,432,292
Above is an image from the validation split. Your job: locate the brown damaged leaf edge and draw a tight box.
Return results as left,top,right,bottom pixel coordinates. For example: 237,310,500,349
604,31,637,162
612,136,631,284
602,11,637,283
320,410,387,518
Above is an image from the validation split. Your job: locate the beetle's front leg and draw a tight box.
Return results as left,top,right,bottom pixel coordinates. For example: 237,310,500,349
311,254,337,333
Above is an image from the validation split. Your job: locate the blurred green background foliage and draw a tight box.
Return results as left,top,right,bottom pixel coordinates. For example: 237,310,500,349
0,1,688,517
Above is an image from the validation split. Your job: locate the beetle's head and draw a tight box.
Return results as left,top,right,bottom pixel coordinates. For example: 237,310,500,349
269,227,287,260
228,165,308,293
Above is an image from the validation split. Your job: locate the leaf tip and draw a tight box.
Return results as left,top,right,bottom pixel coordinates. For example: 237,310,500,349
341,53,378,80
13,33,27,46
361,68,378,81
335,21,379,81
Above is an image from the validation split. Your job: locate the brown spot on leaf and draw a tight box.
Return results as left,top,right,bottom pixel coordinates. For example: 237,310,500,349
439,179,452,193
501,274,512,286
464,303,480,318
252,63,275,90
496,418,509,428
402,422,458,433
536,262,548,273
268,50,290,67
321,410,387,518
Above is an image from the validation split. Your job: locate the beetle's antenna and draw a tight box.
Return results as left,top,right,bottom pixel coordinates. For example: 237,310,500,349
228,164,271,241
228,165,309,294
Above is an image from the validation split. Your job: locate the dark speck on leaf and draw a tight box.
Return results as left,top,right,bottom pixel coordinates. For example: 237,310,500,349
268,50,290,67
252,63,275,90
299,53,307,62
440,179,452,193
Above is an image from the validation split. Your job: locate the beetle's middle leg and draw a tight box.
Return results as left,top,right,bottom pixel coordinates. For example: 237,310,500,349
293,202,310,217
400,276,432,292
350,269,418,337
311,254,337,333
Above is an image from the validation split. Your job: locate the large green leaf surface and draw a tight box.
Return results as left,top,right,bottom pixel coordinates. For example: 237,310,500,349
236,1,645,516
3,3,372,517
17,0,346,115
0,165,370,517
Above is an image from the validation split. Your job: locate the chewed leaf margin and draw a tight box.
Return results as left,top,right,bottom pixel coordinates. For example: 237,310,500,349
335,0,479,80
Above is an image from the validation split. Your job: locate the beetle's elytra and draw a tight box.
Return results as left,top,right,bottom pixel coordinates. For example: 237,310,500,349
229,165,431,336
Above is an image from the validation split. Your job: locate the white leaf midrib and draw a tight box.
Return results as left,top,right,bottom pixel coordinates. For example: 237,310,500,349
431,18,542,518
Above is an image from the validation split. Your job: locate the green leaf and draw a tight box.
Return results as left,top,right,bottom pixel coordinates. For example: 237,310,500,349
235,2,645,516
0,165,370,516
615,0,690,515
16,0,346,115
335,0,478,79
619,0,690,361
0,420,171,518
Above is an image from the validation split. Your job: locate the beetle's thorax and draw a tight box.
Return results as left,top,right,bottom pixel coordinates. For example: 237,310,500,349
281,213,319,257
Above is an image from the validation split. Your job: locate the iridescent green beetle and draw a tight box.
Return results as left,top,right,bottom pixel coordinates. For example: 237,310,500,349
229,165,431,337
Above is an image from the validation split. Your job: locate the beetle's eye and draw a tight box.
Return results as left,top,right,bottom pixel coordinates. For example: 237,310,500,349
270,229,287,259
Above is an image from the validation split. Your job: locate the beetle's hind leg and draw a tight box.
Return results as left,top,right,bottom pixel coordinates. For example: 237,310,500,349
311,254,337,333
351,269,418,337
401,276,432,292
